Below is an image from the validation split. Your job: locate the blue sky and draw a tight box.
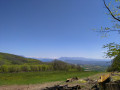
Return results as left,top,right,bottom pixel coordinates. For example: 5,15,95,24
0,0,119,59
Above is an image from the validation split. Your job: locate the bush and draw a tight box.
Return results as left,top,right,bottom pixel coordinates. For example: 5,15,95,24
0,61,83,73
52,60,69,71
30,65,39,71
0,65,9,73
21,65,31,72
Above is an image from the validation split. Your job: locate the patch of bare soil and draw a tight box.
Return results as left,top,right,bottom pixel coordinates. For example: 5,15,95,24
0,81,62,90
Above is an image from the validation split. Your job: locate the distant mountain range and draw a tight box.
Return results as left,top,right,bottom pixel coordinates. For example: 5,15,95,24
59,57,110,61
0,52,111,71
31,57,111,66
36,58,54,62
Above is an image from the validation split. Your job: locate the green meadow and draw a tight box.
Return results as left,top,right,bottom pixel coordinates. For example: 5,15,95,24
0,71,99,86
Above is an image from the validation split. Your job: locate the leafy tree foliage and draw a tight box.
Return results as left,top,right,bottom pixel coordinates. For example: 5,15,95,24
101,0,120,33
103,42,120,58
101,0,120,58
107,54,120,71
52,60,69,71
101,0,120,71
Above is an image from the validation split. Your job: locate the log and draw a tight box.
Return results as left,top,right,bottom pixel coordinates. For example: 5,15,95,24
98,74,120,90
98,74,111,90
98,74,110,83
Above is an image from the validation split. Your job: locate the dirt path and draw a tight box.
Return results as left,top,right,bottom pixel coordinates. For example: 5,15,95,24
0,81,62,90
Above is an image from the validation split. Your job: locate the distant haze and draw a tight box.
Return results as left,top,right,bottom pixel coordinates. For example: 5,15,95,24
28,56,111,66
28,56,111,61
59,57,111,61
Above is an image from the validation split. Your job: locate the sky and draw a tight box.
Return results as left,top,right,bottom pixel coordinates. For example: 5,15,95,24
0,0,120,59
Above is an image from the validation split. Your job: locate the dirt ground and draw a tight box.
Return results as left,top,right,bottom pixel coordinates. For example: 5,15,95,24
0,73,106,90
0,81,93,90
0,81,62,90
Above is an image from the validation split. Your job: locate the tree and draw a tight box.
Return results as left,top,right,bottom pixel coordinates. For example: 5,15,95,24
107,53,120,71
52,60,69,71
103,0,120,22
103,42,120,58
101,0,120,58
102,0,120,71
101,0,120,33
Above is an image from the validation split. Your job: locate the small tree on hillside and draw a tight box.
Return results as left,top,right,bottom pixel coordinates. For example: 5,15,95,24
52,60,69,71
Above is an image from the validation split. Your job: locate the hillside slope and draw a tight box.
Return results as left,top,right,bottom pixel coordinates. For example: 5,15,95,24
0,52,43,65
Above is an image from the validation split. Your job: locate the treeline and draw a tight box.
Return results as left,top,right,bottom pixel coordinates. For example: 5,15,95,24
0,52,83,73
51,60,83,71
0,65,52,73
0,60,83,73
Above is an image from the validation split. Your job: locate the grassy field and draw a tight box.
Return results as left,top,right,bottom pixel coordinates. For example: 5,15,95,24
0,71,100,86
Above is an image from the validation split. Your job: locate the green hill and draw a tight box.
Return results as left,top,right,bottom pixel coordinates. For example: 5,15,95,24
0,52,83,73
0,52,43,65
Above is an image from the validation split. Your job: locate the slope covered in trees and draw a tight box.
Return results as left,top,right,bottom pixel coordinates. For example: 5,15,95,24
0,52,83,73
0,52,43,65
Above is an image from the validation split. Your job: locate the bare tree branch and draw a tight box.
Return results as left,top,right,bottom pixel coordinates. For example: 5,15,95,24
96,29,120,32
103,0,120,22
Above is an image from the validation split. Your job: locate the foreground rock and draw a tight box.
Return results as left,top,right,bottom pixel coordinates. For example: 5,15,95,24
43,85,81,90
43,72,120,90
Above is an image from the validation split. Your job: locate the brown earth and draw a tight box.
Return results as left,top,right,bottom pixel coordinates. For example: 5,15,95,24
0,81,62,90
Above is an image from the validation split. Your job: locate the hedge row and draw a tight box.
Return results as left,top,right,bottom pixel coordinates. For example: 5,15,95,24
0,65,53,73
0,60,83,73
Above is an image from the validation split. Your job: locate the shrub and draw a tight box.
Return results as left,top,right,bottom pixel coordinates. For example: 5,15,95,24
21,65,31,72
